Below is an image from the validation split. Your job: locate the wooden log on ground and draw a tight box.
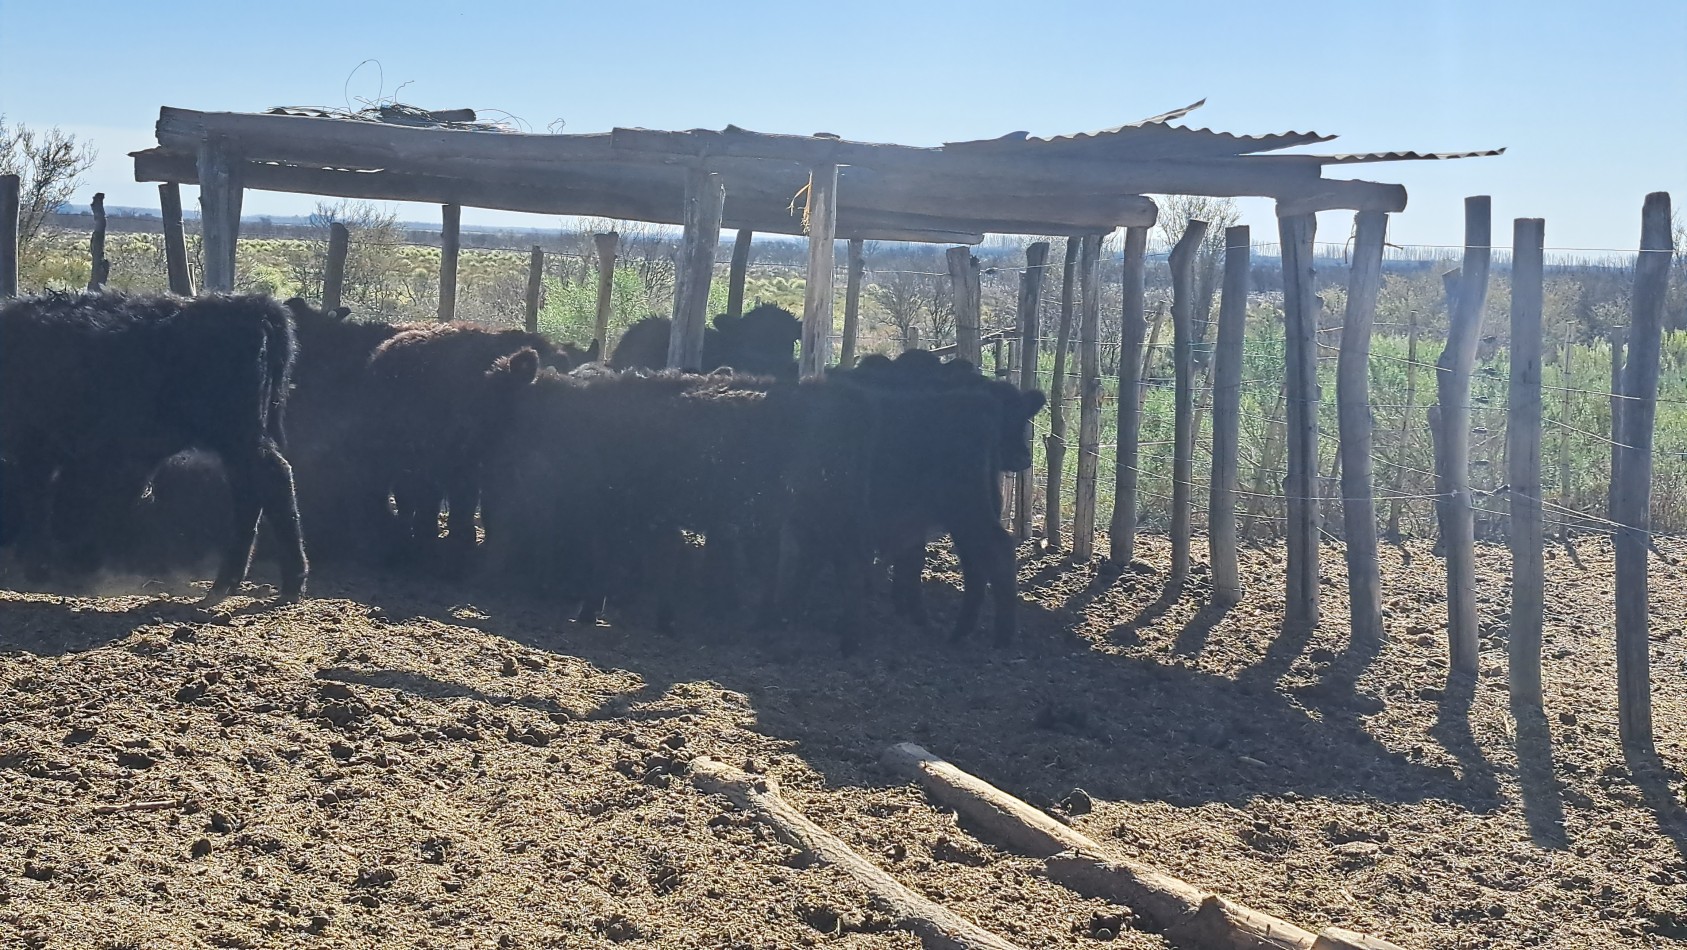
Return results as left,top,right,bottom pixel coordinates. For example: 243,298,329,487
881,743,1405,950
1168,220,1209,583
1276,209,1321,632
1044,239,1080,548
948,245,982,366
0,173,17,297
1508,217,1546,710
438,203,461,322
524,245,544,334
158,182,194,296
1015,241,1050,542
1386,310,1419,538
1110,226,1150,563
321,221,349,312
86,193,110,290
840,237,866,368
1072,233,1104,561
1614,192,1673,751
690,757,1025,950
1432,196,1492,678
672,170,726,370
195,142,240,292
1208,226,1250,603
800,164,838,376
592,231,619,352
1337,210,1388,645
725,227,753,318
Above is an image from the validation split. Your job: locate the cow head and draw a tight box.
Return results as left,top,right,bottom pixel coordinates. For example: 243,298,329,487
987,383,1046,473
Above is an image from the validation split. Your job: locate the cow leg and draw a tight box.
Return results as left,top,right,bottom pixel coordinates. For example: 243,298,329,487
947,523,1016,646
207,460,263,605
253,441,308,601
11,452,59,581
442,470,481,574
828,534,873,656
890,542,929,625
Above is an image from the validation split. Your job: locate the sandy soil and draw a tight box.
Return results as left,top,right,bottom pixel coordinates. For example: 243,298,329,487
1,534,1683,949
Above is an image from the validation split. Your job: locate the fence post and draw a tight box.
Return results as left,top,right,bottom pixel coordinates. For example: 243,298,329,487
725,228,753,318
1109,226,1151,565
1508,217,1547,710
1276,209,1321,633
592,231,619,354
0,173,17,297
322,222,349,312
86,193,109,290
196,141,241,292
840,237,866,368
674,170,727,370
524,245,544,334
1044,239,1080,549
1607,325,1626,524
1168,220,1209,585
1386,311,1419,537
904,324,921,351
1016,241,1050,542
1072,233,1104,561
1557,329,1575,535
158,182,194,296
799,165,837,376
948,246,981,366
1338,210,1389,646
1208,226,1250,603
437,203,461,322
1614,192,1673,751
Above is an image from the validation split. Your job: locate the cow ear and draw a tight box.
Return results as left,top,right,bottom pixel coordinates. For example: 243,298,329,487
584,338,602,362
1021,390,1047,417
498,348,541,385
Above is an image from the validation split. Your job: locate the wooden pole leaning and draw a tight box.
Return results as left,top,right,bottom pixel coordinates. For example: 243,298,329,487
1044,239,1080,549
1507,217,1546,709
1337,210,1389,646
524,245,544,334
0,173,18,297
799,164,838,376
592,231,619,354
1167,220,1209,584
672,169,726,370
323,222,350,312
1276,209,1321,633
1016,241,1051,542
1072,233,1104,561
840,237,865,368
1208,226,1250,604
1109,225,1150,565
437,202,461,322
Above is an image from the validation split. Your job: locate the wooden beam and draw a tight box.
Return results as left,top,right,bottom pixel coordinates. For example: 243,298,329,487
1337,210,1388,647
86,193,109,290
592,231,619,353
1208,226,1250,604
1109,226,1150,565
158,182,193,296
1168,220,1208,584
1072,233,1104,561
524,245,544,334
438,203,461,322
0,173,18,297
1274,179,1408,216
947,246,981,366
725,228,753,318
1016,241,1050,542
801,164,838,376
671,169,725,370
323,222,349,312
1277,210,1321,633
840,237,865,368
195,142,239,292
1614,192,1673,750
1507,217,1546,710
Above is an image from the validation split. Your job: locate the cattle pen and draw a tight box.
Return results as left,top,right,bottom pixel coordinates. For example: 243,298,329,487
0,99,1682,948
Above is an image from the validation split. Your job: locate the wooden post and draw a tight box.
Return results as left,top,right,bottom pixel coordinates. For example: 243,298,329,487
1139,303,1166,410
1337,210,1389,646
322,222,349,312
673,170,727,370
1557,327,1575,535
86,193,109,290
1508,217,1546,710
948,245,981,366
524,245,544,334
1277,210,1321,633
1168,220,1209,585
1016,242,1050,542
1432,196,1492,678
1109,227,1150,564
904,324,921,350
1072,234,1104,561
1607,326,1626,524
725,228,753,318
840,237,865,368
1208,226,1250,604
800,164,838,376
1614,192,1673,751
437,203,461,322
0,173,17,297
158,182,193,296
1044,239,1080,548
1386,311,1419,538
195,142,241,292
592,231,619,353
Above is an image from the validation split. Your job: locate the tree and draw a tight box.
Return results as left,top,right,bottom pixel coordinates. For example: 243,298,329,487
1154,194,1239,341
0,118,97,282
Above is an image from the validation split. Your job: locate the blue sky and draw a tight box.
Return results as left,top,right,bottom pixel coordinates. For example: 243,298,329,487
2,0,1682,251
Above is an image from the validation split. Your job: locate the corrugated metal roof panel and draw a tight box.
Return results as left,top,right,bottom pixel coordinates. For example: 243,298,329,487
1303,148,1508,164
942,122,1336,160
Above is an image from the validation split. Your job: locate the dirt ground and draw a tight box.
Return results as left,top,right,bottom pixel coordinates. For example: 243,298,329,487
1,534,1684,949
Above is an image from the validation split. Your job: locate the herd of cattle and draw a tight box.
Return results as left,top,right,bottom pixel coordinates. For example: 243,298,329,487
0,291,1047,652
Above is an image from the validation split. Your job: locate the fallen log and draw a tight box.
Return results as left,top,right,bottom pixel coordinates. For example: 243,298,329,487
689,756,1026,950
881,743,1405,950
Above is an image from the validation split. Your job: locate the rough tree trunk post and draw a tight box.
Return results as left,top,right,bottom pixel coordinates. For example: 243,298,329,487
1608,326,1626,524
881,744,1409,950
86,193,109,290
1508,217,1546,710
1109,226,1150,565
524,245,544,334
322,222,349,312
1337,210,1389,646
195,141,242,292
1614,192,1673,751
0,173,17,297
1242,384,1288,540
1276,210,1321,633
1139,303,1166,410
437,203,461,322
1557,329,1575,537
672,169,726,370
1208,226,1250,604
1016,241,1049,542
1072,233,1104,561
948,245,981,366
1044,239,1080,548
1168,219,1209,585
690,757,1026,950
800,164,838,377
1432,196,1492,678
1386,311,1419,538
840,237,866,368
592,231,619,354
158,182,194,296
725,227,753,318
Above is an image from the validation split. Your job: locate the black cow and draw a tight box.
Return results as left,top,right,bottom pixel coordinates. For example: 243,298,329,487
0,291,307,603
609,303,801,379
